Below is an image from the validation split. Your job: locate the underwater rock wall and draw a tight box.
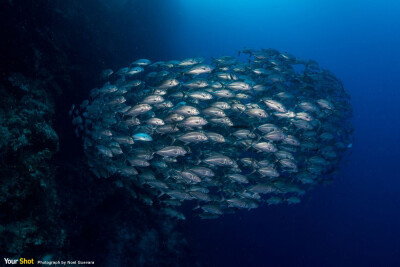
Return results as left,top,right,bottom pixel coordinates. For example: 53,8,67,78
0,75,62,257
0,1,187,265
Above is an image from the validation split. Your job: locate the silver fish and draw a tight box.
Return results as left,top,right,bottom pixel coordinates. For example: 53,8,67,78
178,131,208,143
263,130,286,141
156,124,180,134
252,142,278,153
176,170,202,184
257,124,279,133
183,79,208,89
180,116,208,127
156,79,179,89
204,155,234,167
125,104,152,116
233,129,256,139
227,198,250,209
210,117,233,126
202,107,226,117
188,91,213,100
174,105,200,116
258,166,280,177
200,204,223,215
227,174,249,184
189,167,215,177
165,113,185,123
317,99,335,110
213,89,235,98
132,58,151,66
205,132,225,143
142,95,164,104
211,101,231,110
245,108,268,118
190,191,211,202
228,81,252,91
156,146,187,157
263,99,287,113
167,190,193,200
178,57,204,66
146,118,165,126
185,64,213,75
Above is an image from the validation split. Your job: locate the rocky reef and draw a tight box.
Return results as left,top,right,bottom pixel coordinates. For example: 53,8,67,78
0,0,186,265
0,74,62,257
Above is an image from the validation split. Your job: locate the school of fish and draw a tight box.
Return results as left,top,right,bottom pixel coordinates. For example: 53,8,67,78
70,48,353,220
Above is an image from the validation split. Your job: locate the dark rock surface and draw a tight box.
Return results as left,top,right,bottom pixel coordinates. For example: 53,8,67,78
0,1,186,265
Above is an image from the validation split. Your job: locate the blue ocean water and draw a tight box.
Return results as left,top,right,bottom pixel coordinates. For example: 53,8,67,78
166,1,400,266
1,1,399,266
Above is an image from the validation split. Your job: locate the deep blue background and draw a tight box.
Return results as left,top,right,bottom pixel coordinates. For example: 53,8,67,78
163,1,400,266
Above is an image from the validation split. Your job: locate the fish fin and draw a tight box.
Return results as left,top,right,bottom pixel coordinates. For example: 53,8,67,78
170,136,176,145
184,145,192,154
194,158,201,165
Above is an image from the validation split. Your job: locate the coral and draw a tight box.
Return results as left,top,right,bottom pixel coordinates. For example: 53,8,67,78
0,75,63,258
0,1,186,265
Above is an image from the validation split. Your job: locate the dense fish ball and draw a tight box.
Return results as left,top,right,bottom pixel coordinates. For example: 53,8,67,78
71,48,353,220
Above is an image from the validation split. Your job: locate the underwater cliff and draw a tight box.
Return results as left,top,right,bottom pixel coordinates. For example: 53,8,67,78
0,1,187,265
